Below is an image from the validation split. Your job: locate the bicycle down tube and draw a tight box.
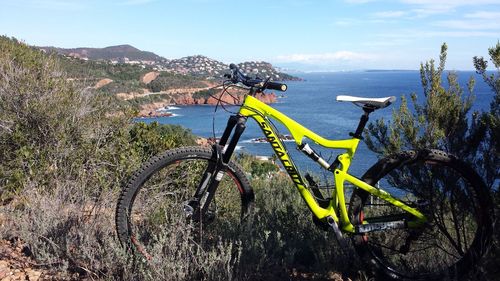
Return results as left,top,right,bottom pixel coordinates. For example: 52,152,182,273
238,95,427,233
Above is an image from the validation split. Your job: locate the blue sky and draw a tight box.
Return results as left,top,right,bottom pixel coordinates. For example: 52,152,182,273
1,0,499,71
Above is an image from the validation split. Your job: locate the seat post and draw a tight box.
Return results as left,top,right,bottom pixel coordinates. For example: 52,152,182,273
351,107,374,139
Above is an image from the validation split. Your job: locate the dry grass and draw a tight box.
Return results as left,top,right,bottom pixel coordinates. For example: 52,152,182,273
1,181,240,280
0,172,366,280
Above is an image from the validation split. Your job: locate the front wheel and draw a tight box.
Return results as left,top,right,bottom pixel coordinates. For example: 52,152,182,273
349,149,493,281
115,146,254,267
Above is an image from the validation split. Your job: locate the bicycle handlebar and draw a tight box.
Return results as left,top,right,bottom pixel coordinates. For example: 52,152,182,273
266,81,288,92
226,63,287,92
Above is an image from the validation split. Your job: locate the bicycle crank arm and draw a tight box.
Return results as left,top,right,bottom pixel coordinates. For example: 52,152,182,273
326,216,349,248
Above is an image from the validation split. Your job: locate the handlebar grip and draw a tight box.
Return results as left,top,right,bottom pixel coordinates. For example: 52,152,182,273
266,81,287,92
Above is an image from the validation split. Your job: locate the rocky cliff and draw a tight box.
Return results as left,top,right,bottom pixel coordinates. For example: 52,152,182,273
167,91,276,105
136,91,276,117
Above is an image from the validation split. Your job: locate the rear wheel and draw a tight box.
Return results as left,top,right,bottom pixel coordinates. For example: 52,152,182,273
349,150,493,280
115,146,254,265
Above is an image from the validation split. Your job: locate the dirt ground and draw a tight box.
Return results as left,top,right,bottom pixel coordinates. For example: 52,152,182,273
0,239,77,281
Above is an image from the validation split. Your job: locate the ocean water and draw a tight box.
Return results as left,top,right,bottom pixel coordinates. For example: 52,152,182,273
138,71,494,180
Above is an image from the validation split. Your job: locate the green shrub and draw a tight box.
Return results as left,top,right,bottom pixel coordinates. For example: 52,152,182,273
0,36,198,199
238,174,359,280
235,153,279,178
147,72,206,92
129,122,196,160
192,88,217,100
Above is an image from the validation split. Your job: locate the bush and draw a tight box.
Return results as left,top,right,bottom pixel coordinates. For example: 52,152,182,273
235,153,279,178
0,36,226,280
129,122,196,160
238,173,360,280
365,42,500,280
0,36,127,197
147,72,206,92
192,88,217,100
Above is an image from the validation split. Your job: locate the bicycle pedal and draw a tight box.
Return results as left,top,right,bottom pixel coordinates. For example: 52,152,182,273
204,211,216,224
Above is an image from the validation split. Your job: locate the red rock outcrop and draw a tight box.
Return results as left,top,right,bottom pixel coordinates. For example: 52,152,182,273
132,89,278,118
168,91,276,106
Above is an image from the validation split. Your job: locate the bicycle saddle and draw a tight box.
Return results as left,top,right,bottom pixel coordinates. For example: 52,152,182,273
336,95,396,109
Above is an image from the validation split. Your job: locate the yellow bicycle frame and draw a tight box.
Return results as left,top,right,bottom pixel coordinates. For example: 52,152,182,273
238,95,427,233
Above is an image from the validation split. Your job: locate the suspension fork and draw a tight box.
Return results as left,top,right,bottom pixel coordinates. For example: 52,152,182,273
191,114,247,218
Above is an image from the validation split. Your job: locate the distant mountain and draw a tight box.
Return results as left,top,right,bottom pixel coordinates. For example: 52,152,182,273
237,61,300,81
161,55,300,81
39,44,162,62
38,44,300,81
161,55,228,77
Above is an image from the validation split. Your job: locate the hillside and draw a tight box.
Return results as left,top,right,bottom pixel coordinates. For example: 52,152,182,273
160,55,300,80
237,61,300,81
48,52,279,117
35,43,301,117
39,44,161,62
160,55,227,77
38,45,300,80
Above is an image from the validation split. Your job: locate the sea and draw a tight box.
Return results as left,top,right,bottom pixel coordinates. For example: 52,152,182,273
137,71,495,181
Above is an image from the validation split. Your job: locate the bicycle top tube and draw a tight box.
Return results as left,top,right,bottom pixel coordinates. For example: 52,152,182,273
226,63,395,163
239,95,361,154
225,64,394,145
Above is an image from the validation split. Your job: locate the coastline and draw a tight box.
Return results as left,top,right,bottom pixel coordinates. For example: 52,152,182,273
134,90,278,118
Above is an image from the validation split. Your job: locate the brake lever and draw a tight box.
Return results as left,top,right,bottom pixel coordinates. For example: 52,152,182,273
262,77,271,90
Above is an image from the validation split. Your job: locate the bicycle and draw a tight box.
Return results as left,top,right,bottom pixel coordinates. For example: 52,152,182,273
115,64,494,280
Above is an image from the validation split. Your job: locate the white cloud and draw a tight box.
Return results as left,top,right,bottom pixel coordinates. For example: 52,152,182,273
344,0,377,3
332,18,361,26
372,10,408,18
376,29,498,41
276,51,377,64
347,0,499,12
465,11,500,19
402,0,499,7
410,7,451,17
426,30,499,37
363,38,413,47
434,20,500,31
399,0,500,17
120,0,156,5
7,0,86,10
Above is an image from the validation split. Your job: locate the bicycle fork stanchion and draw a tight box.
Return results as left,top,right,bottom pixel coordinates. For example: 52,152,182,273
222,115,247,163
193,115,247,218
218,115,239,146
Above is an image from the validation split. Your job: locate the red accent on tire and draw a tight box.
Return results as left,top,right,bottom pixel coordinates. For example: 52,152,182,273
227,172,244,194
131,235,152,261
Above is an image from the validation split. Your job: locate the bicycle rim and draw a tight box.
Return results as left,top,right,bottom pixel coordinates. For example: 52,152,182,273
125,155,245,264
357,157,487,280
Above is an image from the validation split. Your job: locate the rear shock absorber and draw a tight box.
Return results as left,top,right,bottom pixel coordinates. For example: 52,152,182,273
298,143,331,170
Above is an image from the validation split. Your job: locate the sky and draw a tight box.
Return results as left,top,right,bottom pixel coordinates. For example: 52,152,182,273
1,0,499,71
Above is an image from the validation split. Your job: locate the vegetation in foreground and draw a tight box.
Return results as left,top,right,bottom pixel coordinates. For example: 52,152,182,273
0,36,360,280
0,36,498,280
365,42,500,280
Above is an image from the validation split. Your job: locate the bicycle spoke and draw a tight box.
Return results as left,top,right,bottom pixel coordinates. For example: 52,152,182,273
350,151,490,279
